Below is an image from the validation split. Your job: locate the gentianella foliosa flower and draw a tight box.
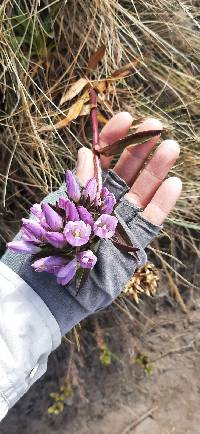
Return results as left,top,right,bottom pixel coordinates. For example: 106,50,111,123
7,171,117,287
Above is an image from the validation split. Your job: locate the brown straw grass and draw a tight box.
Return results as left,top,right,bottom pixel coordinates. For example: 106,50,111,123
0,1,199,292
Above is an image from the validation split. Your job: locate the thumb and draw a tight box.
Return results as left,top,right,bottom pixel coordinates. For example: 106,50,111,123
76,148,94,186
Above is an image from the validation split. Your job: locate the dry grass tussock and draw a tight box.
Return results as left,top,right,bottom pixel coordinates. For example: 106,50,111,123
0,0,200,292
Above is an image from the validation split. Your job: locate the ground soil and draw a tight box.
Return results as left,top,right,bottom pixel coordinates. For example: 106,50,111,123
0,256,200,434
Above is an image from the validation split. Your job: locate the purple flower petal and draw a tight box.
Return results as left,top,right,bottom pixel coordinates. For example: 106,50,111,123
59,197,79,221
83,177,97,202
65,170,81,202
77,206,94,226
22,219,46,241
65,200,80,221
93,214,118,239
57,259,77,285
7,240,41,254
30,203,43,219
64,220,91,246
21,228,41,243
41,203,63,231
58,197,69,210
77,250,97,269
45,232,66,248
32,256,66,275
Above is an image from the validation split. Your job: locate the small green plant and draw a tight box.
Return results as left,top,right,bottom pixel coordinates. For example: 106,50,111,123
133,352,153,375
99,344,112,365
48,381,73,415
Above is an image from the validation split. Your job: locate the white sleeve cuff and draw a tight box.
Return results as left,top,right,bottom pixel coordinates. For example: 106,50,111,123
0,262,61,421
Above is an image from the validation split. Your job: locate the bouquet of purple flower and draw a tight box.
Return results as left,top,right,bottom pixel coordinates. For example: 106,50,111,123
7,170,118,287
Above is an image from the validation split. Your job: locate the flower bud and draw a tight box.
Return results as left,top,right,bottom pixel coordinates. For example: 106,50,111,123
41,203,63,231
7,240,41,254
32,256,66,274
65,170,81,202
83,177,97,202
77,206,94,226
22,219,46,241
30,203,43,219
57,259,77,286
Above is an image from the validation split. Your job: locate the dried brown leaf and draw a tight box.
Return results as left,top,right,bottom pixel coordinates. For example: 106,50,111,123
91,80,109,93
79,104,91,116
111,60,139,78
38,92,89,133
87,45,106,69
97,112,108,124
60,78,88,105
113,221,139,258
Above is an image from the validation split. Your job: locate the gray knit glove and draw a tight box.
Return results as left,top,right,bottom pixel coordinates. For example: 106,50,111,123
1,170,161,336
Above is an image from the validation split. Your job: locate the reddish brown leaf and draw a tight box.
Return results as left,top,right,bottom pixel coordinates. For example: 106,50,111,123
97,129,162,156
60,78,88,105
87,45,106,70
111,60,139,78
113,221,139,259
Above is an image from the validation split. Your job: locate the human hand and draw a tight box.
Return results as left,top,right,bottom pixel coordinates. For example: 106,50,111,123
1,113,182,335
77,112,182,227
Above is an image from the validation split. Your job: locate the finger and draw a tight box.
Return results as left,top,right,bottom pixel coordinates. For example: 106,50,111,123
142,177,182,225
76,147,94,186
99,112,133,169
126,140,180,208
113,118,163,185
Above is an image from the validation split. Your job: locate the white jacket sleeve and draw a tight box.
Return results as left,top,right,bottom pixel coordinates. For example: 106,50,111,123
0,262,61,421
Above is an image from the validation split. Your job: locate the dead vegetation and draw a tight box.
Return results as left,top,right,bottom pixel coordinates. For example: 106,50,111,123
0,1,200,300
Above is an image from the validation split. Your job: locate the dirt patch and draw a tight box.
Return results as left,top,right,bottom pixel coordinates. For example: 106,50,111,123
0,261,200,434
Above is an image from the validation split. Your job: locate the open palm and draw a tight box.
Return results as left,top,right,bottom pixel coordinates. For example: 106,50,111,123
76,113,182,226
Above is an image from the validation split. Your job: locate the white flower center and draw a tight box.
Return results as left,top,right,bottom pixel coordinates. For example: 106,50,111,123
74,229,81,238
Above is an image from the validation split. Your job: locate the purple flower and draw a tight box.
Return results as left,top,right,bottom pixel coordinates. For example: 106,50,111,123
32,256,66,274
64,220,91,246
100,187,116,214
7,240,41,254
21,229,41,243
93,214,117,239
77,250,97,269
22,219,46,241
83,177,97,202
30,203,43,219
45,232,66,248
65,170,81,202
77,206,94,226
57,259,77,286
41,203,63,231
